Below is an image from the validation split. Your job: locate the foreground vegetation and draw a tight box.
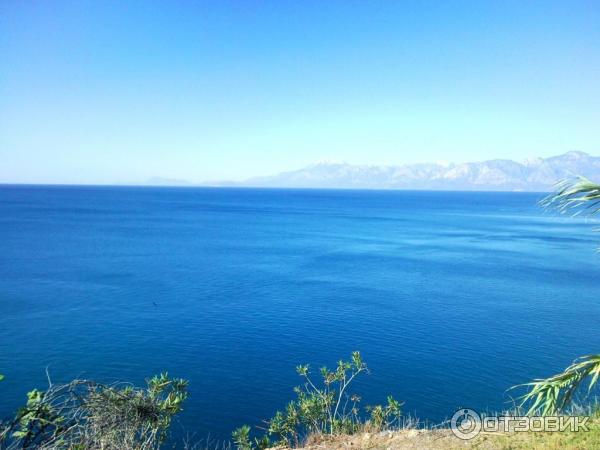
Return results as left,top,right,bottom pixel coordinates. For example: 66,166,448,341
520,177,600,416
284,419,600,450
232,352,402,450
3,354,600,449
0,373,187,449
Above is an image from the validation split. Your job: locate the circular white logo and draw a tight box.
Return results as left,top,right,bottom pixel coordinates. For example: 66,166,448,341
451,408,482,440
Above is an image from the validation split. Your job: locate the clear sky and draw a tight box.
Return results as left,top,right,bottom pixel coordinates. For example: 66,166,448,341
1,1,599,184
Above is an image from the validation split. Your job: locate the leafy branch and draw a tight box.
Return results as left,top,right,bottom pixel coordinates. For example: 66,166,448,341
233,352,402,449
518,355,600,415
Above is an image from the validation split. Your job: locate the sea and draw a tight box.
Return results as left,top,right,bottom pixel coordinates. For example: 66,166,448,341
2,185,600,441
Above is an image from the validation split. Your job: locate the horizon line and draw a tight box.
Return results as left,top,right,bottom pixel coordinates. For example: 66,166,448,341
0,182,552,194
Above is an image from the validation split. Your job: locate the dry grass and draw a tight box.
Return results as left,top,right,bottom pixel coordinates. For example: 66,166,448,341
0,374,187,450
273,418,600,450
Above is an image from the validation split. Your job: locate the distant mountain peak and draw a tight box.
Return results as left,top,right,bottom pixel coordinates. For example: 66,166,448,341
231,151,600,191
307,159,350,168
562,150,589,158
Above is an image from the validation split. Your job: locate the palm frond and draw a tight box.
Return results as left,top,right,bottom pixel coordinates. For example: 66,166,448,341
518,177,600,415
540,176,600,216
518,355,600,415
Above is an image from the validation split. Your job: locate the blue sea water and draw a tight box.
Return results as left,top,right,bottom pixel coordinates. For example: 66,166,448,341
2,186,600,441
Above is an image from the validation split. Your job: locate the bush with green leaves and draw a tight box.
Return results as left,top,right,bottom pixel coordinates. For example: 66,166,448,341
0,372,187,450
232,351,402,449
232,425,270,450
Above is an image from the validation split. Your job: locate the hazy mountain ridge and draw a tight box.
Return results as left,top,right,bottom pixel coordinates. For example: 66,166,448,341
231,151,600,191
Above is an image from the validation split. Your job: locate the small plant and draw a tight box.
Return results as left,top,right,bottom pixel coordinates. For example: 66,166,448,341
233,352,403,449
11,388,66,447
232,425,252,450
232,425,270,450
366,395,403,430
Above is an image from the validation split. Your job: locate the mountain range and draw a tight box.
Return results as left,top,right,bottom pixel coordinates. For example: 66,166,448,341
206,151,600,191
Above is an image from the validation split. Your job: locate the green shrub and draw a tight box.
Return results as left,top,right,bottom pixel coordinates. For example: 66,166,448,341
0,373,187,450
233,352,403,449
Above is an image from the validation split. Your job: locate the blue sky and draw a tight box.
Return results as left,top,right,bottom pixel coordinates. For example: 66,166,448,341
1,1,599,184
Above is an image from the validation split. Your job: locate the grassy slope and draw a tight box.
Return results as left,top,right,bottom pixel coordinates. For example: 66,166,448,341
277,418,600,450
